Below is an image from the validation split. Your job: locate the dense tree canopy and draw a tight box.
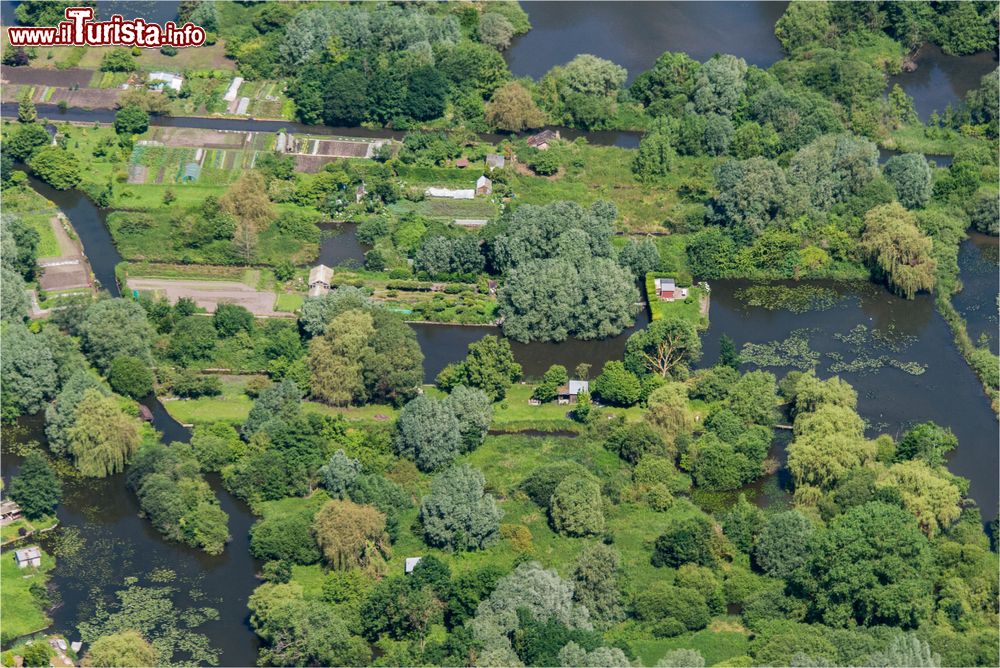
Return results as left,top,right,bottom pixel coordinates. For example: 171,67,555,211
861,203,937,299
419,465,502,551
8,451,62,520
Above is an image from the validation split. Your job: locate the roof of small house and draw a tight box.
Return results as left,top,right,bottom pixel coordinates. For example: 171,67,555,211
454,219,489,227
486,153,505,168
557,380,590,396
223,76,244,102
655,277,676,290
455,157,469,168
405,557,422,573
309,264,333,286
14,546,41,562
476,175,491,188
527,129,559,146
148,71,183,92
0,500,20,515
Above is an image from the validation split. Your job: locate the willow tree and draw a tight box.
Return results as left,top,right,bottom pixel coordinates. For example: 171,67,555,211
860,203,937,299
787,403,875,491
312,499,390,573
309,309,375,406
66,388,142,477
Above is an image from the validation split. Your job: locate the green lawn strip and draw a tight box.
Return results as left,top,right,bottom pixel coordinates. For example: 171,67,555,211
126,262,248,281
629,626,751,667
0,515,58,546
2,189,61,257
493,384,643,430
274,293,304,313
0,544,55,641
887,124,983,156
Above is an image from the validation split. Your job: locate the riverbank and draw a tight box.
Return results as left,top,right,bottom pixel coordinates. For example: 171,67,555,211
0,543,54,644
937,294,999,415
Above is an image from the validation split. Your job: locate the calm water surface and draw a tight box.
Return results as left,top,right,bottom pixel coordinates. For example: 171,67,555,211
888,44,998,121
316,222,368,267
953,232,999,355
506,1,788,80
700,279,999,517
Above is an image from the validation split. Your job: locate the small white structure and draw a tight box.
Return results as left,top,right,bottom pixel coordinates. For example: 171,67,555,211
405,557,422,574
425,187,475,200
235,97,251,115
70,642,83,654
476,175,492,196
14,546,42,568
275,132,288,153
223,77,244,102
486,153,505,171
453,219,489,228
308,264,333,297
148,71,183,92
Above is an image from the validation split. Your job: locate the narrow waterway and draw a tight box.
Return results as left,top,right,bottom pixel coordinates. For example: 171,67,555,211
3,178,264,665
953,231,999,355
1,410,262,665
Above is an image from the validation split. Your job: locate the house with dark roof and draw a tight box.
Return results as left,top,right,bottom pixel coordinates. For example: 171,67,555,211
526,129,560,150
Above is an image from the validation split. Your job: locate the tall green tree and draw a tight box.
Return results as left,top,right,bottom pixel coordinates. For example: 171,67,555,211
8,451,62,519
860,203,937,299
793,502,933,628
66,389,142,477
435,335,522,400
78,299,155,372
883,153,932,209
81,631,157,668
1,322,58,417
419,465,502,551
624,317,702,378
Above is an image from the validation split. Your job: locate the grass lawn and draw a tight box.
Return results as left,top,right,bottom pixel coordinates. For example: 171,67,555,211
275,293,304,313
645,276,709,327
492,384,644,432
886,124,983,156
514,145,716,233
1,188,61,258
161,378,254,425
631,624,751,666
0,544,54,642
0,515,58,546
161,374,398,426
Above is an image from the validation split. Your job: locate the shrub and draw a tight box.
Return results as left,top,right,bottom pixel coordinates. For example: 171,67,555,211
108,355,154,399
634,585,710,630
550,473,604,536
651,514,717,568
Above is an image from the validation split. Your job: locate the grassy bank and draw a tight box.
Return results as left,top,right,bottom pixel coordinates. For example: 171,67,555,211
937,294,999,415
0,545,54,643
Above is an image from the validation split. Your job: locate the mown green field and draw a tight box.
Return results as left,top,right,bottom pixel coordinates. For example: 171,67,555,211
0,545,54,643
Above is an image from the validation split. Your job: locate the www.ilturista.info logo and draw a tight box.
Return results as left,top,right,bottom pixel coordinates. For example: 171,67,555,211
7,7,205,48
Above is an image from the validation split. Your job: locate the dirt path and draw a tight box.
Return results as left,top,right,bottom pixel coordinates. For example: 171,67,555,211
128,278,280,316
47,215,80,259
